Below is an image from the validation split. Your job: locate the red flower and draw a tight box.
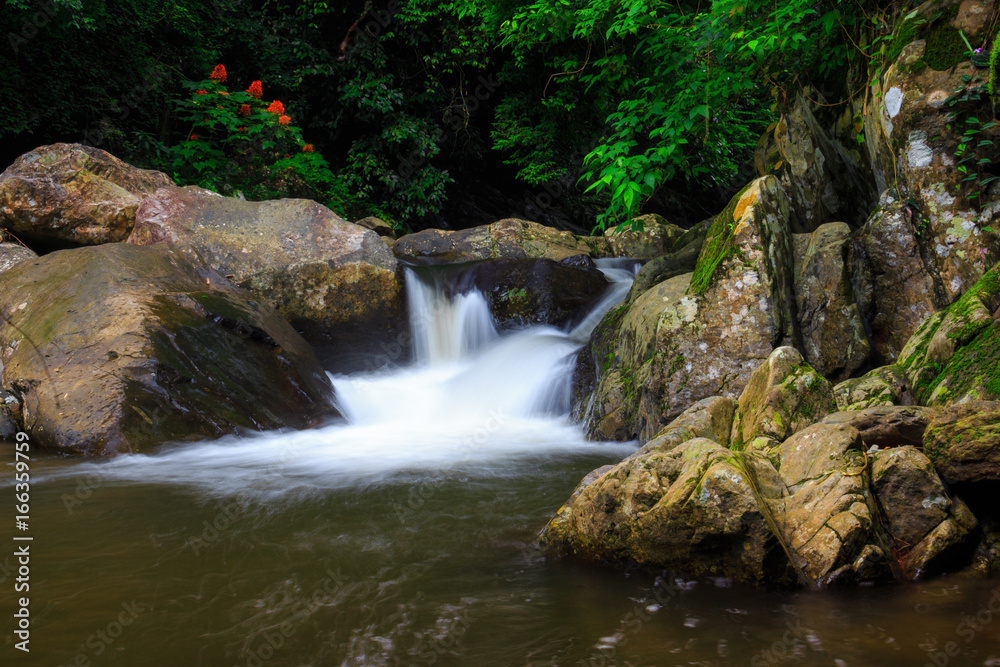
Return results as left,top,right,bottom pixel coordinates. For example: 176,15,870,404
195,89,208,95
284,154,291,159
239,104,251,116
220,91,230,96
247,80,263,99
302,144,314,152
210,64,227,82
237,126,247,132
278,114,291,126
266,100,284,115
189,134,199,141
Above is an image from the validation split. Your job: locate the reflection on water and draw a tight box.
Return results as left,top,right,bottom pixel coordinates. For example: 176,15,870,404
2,452,1000,666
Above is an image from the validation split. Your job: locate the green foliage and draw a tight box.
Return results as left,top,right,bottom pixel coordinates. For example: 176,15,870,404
990,37,1000,98
945,77,998,204
156,68,353,214
494,0,855,231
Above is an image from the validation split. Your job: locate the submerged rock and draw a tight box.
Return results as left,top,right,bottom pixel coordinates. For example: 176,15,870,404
0,143,172,245
392,218,602,264
127,185,405,354
0,243,336,456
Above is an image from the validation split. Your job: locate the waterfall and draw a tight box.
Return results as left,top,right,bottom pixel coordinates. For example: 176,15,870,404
49,258,640,498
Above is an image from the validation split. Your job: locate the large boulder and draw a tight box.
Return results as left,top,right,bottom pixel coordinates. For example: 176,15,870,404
392,218,602,264
793,222,870,380
127,185,404,353
584,177,799,442
624,216,712,303
853,196,948,361
0,143,172,245
638,396,737,455
540,438,797,587
730,347,835,448
0,243,336,456
454,257,609,329
872,446,978,578
897,262,1000,404
769,423,889,585
833,365,908,410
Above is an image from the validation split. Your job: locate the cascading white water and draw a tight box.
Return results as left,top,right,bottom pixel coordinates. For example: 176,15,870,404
49,260,640,498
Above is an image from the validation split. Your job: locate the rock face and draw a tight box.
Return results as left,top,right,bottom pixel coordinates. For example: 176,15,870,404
821,406,936,449
392,218,602,263
584,177,798,442
0,243,336,456
865,39,999,302
755,92,878,231
0,143,172,245
127,185,404,350
624,216,712,303
454,257,608,329
793,222,870,380
853,196,947,361
603,214,685,259
833,365,907,410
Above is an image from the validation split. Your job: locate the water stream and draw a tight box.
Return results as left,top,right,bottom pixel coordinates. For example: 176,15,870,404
2,261,999,666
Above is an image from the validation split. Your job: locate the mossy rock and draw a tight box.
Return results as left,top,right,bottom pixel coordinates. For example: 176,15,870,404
0,243,336,455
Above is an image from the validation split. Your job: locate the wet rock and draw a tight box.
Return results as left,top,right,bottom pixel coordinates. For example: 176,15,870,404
624,241,700,304
637,396,737,454
0,243,37,275
923,401,1000,484
793,222,870,380
897,263,1000,404
127,185,404,354
0,243,336,456
0,391,18,439
392,218,601,264
603,214,684,260
585,177,799,441
730,347,835,448
821,406,937,449
853,198,947,361
455,257,609,329
0,143,172,245
540,438,796,587
833,365,907,410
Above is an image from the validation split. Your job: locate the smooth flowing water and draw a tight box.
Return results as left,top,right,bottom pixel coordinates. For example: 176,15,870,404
2,262,999,666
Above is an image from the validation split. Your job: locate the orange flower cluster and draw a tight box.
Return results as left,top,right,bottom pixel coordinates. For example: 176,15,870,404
210,64,227,82
302,144,314,152
189,134,199,141
247,80,263,99
278,115,291,126
266,100,285,115
239,104,251,116
195,90,207,95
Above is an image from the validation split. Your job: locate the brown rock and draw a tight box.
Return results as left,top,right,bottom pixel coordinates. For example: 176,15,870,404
821,405,937,449
0,143,172,245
